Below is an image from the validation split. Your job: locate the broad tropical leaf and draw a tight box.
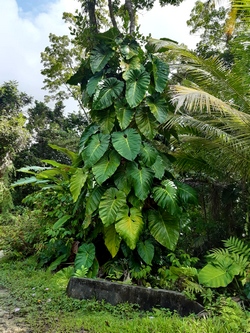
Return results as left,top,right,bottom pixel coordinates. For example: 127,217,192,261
79,123,99,154
115,100,134,130
99,187,127,226
86,71,103,96
115,207,144,250
113,165,131,195
137,240,154,265
85,186,105,215
112,128,141,161
151,155,166,179
120,40,139,59
153,180,178,214
152,56,169,93
104,224,121,258
11,176,42,187
198,260,241,288
52,215,72,230
75,243,96,270
175,181,198,204
90,45,114,73
94,107,116,134
93,78,124,110
48,144,78,164
92,150,121,184
128,162,154,200
125,69,150,108
135,107,157,140
146,95,168,123
148,210,179,250
82,133,110,168
70,168,88,202
139,142,158,166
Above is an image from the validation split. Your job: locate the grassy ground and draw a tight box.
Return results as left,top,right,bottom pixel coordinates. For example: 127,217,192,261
0,256,250,333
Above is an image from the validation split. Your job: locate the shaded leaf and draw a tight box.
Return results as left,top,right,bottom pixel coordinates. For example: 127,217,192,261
152,56,169,93
128,162,154,201
135,107,157,140
52,215,72,230
153,180,178,214
104,224,121,258
137,240,154,265
146,95,168,123
86,186,105,215
148,210,179,250
93,78,124,110
115,100,134,130
90,45,114,73
92,150,121,184
175,181,198,204
82,133,110,168
79,124,99,154
75,243,95,270
86,71,103,96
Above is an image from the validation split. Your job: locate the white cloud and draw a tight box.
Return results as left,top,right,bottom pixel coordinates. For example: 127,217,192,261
0,0,198,112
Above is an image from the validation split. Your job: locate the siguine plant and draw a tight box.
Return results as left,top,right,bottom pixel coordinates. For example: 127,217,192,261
12,29,197,273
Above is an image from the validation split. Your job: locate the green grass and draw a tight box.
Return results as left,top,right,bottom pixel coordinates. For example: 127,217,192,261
0,256,249,333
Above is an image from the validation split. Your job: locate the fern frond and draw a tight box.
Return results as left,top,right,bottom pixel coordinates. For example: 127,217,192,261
224,237,250,259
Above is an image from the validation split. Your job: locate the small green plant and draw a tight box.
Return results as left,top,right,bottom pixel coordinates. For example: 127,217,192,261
198,237,250,292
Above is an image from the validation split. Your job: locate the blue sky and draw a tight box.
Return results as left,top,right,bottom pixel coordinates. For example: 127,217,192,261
16,0,51,13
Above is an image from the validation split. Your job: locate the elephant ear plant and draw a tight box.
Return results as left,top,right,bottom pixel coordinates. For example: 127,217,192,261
66,28,197,272
12,29,197,275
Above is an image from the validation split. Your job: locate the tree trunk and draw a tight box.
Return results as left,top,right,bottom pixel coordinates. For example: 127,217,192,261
125,0,136,34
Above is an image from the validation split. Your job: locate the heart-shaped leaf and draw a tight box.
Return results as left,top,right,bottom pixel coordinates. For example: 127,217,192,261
82,133,110,168
146,95,168,123
137,240,154,265
148,210,179,250
115,207,144,250
135,107,157,140
112,128,141,161
104,224,121,258
92,150,121,184
128,162,154,201
153,180,178,214
93,78,124,110
90,45,114,73
152,56,169,93
75,243,95,270
125,69,150,108
70,168,88,202
99,188,127,226
115,100,134,130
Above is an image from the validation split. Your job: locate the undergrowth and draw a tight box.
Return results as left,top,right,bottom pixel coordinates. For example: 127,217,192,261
0,256,249,333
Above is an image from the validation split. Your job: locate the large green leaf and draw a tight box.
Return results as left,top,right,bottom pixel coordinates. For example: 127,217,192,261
148,210,179,250
125,69,150,108
135,107,157,140
86,71,103,96
198,260,240,288
113,165,131,195
104,224,121,258
90,45,114,73
115,100,134,130
146,95,168,123
75,243,96,270
79,123,99,154
122,57,143,80
153,180,178,214
152,56,169,93
112,128,141,161
120,40,139,60
94,107,116,134
48,144,78,164
99,188,127,226
115,207,144,250
137,240,154,265
92,150,121,185
70,168,88,202
93,78,124,110
82,133,110,168
52,215,72,230
175,181,198,205
139,142,158,166
151,155,166,179
11,176,41,187
86,186,105,215
128,162,154,201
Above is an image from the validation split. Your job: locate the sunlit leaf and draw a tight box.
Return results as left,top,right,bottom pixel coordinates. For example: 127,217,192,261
112,128,141,161
70,168,88,202
82,133,110,168
104,224,121,258
93,78,124,110
92,150,121,184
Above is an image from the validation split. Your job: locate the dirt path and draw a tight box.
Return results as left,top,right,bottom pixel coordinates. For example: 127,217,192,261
0,252,30,332
0,287,31,333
